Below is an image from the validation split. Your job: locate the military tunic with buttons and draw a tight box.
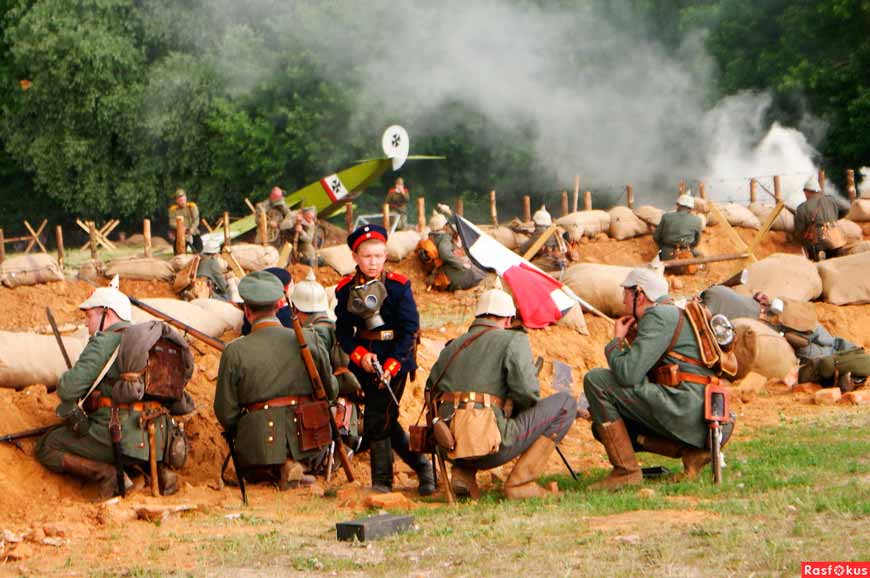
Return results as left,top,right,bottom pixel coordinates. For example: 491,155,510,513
37,321,169,470
653,210,702,260
429,231,484,291
214,318,337,467
296,220,320,266
168,202,200,236
196,255,230,301
583,304,714,449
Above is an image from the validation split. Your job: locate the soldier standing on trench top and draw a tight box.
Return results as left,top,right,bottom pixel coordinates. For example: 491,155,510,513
334,224,435,495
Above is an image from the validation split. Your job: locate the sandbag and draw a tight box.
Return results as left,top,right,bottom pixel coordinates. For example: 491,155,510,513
843,240,870,255
816,253,870,305
557,210,611,241
718,203,761,229
745,253,822,301
608,206,648,240
693,198,710,214
837,219,863,242
0,331,86,388
105,257,175,281
749,203,795,232
320,245,357,276
846,198,870,222
189,298,244,333
556,305,589,335
561,263,632,317
732,318,798,380
130,298,229,338
633,206,663,227
123,234,171,248
479,225,529,250
171,253,227,274
0,254,64,288
387,230,421,262
77,259,105,284
229,244,279,271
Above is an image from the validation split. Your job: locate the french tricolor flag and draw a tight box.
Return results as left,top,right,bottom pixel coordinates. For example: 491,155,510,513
454,215,578,329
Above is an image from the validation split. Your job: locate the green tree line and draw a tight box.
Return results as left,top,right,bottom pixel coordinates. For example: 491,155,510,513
0,0,868,236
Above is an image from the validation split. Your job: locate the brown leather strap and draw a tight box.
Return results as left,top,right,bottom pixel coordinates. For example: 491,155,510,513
96,397,162,412
244,395,313,412
668,350,705,367
357,328,395,341
430,326,499,392
677,372,719,386
444,391,504,409
661,312,705,367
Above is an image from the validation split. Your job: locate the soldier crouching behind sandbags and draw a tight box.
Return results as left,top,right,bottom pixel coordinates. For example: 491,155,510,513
653,193,703,265
427,281,577,500
583,268,736,490
215,271,338,490
37,284,194,499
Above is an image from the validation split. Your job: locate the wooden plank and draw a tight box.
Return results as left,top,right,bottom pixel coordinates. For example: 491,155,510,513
722,201,784,282
707,202,756,263
521,224,557,261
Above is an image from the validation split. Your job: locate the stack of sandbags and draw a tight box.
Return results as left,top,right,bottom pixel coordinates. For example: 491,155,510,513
561,263,632,317
387,230,421,262
229,244,279,271
320,244,356,276
189,298,244,333
557,210,611,241
816,253,870,305
837,219,863,242
170,254,228,273
846,198,870,221
731,319,798,380
608,207,648,240
130,298,231,338
77,259,106,283
717,203,761,229
749,203,795,232
0,254,65,288
105,257,175,281
0,331,86,388
633,206,663,227
744,253,822,301
478,225,529,250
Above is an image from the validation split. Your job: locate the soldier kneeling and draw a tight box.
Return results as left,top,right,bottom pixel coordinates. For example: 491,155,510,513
428,282,577,500
215,271,338,490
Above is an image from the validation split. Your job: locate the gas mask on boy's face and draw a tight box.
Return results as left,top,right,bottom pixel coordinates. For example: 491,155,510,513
347,278,387,329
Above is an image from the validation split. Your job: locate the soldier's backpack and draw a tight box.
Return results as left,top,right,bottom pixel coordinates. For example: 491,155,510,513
416,238,442,273
113,321,195,404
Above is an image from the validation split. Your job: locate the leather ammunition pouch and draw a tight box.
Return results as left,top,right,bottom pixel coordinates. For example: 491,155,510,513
296,400,332,452
57,401,90,438
649,363,719,387
409,424,432,453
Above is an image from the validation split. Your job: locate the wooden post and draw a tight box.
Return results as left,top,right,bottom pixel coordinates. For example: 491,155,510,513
522,195,531,223
0,228,5,264
560,191,569,217
490,190,498,226
257,211,268,245
88,221,98,260
456,198,464,217
773,175,782,201
818,169,826,193
383,203,391,231
698,181,706,199
223,212,231,252
175,215,185,255
846,169,857,201
583,190,592,211
573,176,580,212
346,201,355,233
55,225,64,269
626,185,634,209
678,180,686,195
416,197,425,232
749,179,757,204
143,219,152,258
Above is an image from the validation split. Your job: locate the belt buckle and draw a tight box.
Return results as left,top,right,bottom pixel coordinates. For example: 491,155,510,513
381,330,394,340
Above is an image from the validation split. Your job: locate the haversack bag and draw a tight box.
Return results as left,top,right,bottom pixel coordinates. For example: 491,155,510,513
296,400,332,452
448,400,501,460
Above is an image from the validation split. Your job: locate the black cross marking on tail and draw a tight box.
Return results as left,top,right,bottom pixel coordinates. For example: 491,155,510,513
391,134,401,147
331,178,344,193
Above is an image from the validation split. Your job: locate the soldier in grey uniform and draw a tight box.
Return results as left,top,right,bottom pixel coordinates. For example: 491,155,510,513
426,212,484,291
653,194,703,261
794,176,849,261
295,207,323,266
428,282,577,500
215,271,338,489
257,186,296,245
583,268,734,490
195,239,231,301
168,188,202,254
519,206,567,270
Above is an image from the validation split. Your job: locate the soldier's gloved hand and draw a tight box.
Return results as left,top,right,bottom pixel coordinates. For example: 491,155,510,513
614,316,636,340
361,352,379,374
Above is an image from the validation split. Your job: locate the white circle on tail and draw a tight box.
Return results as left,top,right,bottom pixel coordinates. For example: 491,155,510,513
381,125,410,170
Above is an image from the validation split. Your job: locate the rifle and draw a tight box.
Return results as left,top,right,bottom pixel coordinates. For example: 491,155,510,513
0,425,56,444
221,429,248,505
289,306,355,482
47,307,72,370
129,296,225,352
756,180,797,215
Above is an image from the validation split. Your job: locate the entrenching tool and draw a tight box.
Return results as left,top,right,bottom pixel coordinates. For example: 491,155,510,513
705,383,731,484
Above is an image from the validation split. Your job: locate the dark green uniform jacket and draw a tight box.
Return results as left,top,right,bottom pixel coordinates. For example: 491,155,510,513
57,321,168,461
214,317,338,467
196,255,230,301
603,305,714,448
653,210,702,259
430,231,483,291
297,220,318,264
303,312,361,395
428,319,540,448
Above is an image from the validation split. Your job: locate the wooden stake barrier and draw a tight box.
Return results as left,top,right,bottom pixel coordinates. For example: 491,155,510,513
76,219,116,251
24,219,48,254
0,228,5,264
573,176,580,212
626,185,634,209
847,169,857,201
88,221,98,260
383,203,391,231
698,181,706,199
55,226,64,268
175,216,186,255
200,218,213,234
77,219,118,252
774,175,782,201
583,190,592,211
749,179,757,203
347,201,355,233
257,211,268,245
244,198,257,214
222,212,231,252
522,195,531,222
818,169,826,193
143,219,152,258
455,198,464,217
560,191,569,217
678,180,686,195
490,190,498,226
